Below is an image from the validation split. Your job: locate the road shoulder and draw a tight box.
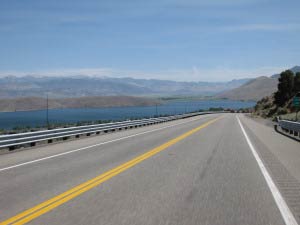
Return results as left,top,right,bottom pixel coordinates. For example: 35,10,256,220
240,114,300,224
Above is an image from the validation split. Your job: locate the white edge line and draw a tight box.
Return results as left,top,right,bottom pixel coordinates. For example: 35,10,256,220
0,115,211,172
237,116,298,225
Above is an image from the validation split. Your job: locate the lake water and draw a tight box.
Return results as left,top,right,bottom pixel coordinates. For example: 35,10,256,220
0,100,255,130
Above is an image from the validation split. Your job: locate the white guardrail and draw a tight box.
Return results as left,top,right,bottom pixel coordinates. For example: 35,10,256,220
0,111,221,150
277,118,300,138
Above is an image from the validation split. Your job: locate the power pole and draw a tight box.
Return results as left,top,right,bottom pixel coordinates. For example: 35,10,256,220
46,94,49,129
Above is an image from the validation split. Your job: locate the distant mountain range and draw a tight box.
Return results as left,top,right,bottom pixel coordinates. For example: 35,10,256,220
218,66,300,101
2,66,299,102
0,76,250,98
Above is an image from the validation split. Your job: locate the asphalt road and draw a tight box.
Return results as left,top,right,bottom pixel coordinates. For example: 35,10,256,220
0,113,299,225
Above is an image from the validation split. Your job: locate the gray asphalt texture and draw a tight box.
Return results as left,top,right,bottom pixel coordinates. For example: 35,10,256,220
0,113,299,225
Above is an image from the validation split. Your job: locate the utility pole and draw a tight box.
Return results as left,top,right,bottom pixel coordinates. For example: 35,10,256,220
46,93,49,129
155,104,158,117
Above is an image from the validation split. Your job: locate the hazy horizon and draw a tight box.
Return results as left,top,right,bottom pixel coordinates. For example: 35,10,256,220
0,65,297,82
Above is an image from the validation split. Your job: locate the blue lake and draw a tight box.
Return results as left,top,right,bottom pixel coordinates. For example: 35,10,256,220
0,100,255,129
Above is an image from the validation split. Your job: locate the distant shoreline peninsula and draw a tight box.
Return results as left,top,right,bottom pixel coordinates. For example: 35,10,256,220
0,96,161,113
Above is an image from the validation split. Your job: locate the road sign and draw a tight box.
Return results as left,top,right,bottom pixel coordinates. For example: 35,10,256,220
293,100,300,106
293,93,300,107
293,93,300,121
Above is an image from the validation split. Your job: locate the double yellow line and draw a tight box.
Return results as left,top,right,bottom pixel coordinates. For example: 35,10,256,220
1,117,220,225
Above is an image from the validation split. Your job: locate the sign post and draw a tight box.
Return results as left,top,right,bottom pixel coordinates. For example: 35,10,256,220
292,92,300,121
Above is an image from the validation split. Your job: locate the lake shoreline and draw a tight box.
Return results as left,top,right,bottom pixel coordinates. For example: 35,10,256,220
0,96,161,113
0,99,256,131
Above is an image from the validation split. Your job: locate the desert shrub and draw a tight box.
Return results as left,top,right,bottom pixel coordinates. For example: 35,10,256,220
277,107,288,115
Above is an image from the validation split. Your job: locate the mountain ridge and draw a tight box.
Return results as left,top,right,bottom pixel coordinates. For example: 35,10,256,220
271,66,300,79
0,75,250,98
218,66,300,101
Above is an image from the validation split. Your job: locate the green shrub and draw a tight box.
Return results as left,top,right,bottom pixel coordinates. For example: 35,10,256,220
277,107,288,115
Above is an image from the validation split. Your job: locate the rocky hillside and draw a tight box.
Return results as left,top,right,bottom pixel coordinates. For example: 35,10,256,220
218,66,300,101
254,69,300,120
217,76,278,101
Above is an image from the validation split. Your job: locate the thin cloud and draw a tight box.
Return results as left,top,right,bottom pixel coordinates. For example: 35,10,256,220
163,0,268,7
222,23,300,32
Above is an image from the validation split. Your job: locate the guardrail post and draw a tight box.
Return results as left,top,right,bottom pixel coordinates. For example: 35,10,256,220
278,120,300,140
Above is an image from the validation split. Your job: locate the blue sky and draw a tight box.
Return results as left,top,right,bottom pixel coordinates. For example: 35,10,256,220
0,0,299,81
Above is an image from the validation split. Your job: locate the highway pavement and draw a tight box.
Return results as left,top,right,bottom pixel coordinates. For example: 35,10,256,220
0,113,299,225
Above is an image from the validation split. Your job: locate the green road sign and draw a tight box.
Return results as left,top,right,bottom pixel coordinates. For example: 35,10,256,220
293,93,300,107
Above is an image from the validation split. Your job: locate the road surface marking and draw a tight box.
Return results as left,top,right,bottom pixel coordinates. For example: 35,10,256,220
0,115,216,172
0,117,220,225
237,116,298,225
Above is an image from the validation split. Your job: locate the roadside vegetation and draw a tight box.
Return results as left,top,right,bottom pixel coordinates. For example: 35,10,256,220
254,70,300,121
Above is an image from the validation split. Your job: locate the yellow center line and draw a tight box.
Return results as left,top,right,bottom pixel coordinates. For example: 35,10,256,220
0,116,221,225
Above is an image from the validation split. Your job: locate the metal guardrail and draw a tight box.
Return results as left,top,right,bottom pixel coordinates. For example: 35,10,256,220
277,118,300,138
0,111,219,150
0,118,163,141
